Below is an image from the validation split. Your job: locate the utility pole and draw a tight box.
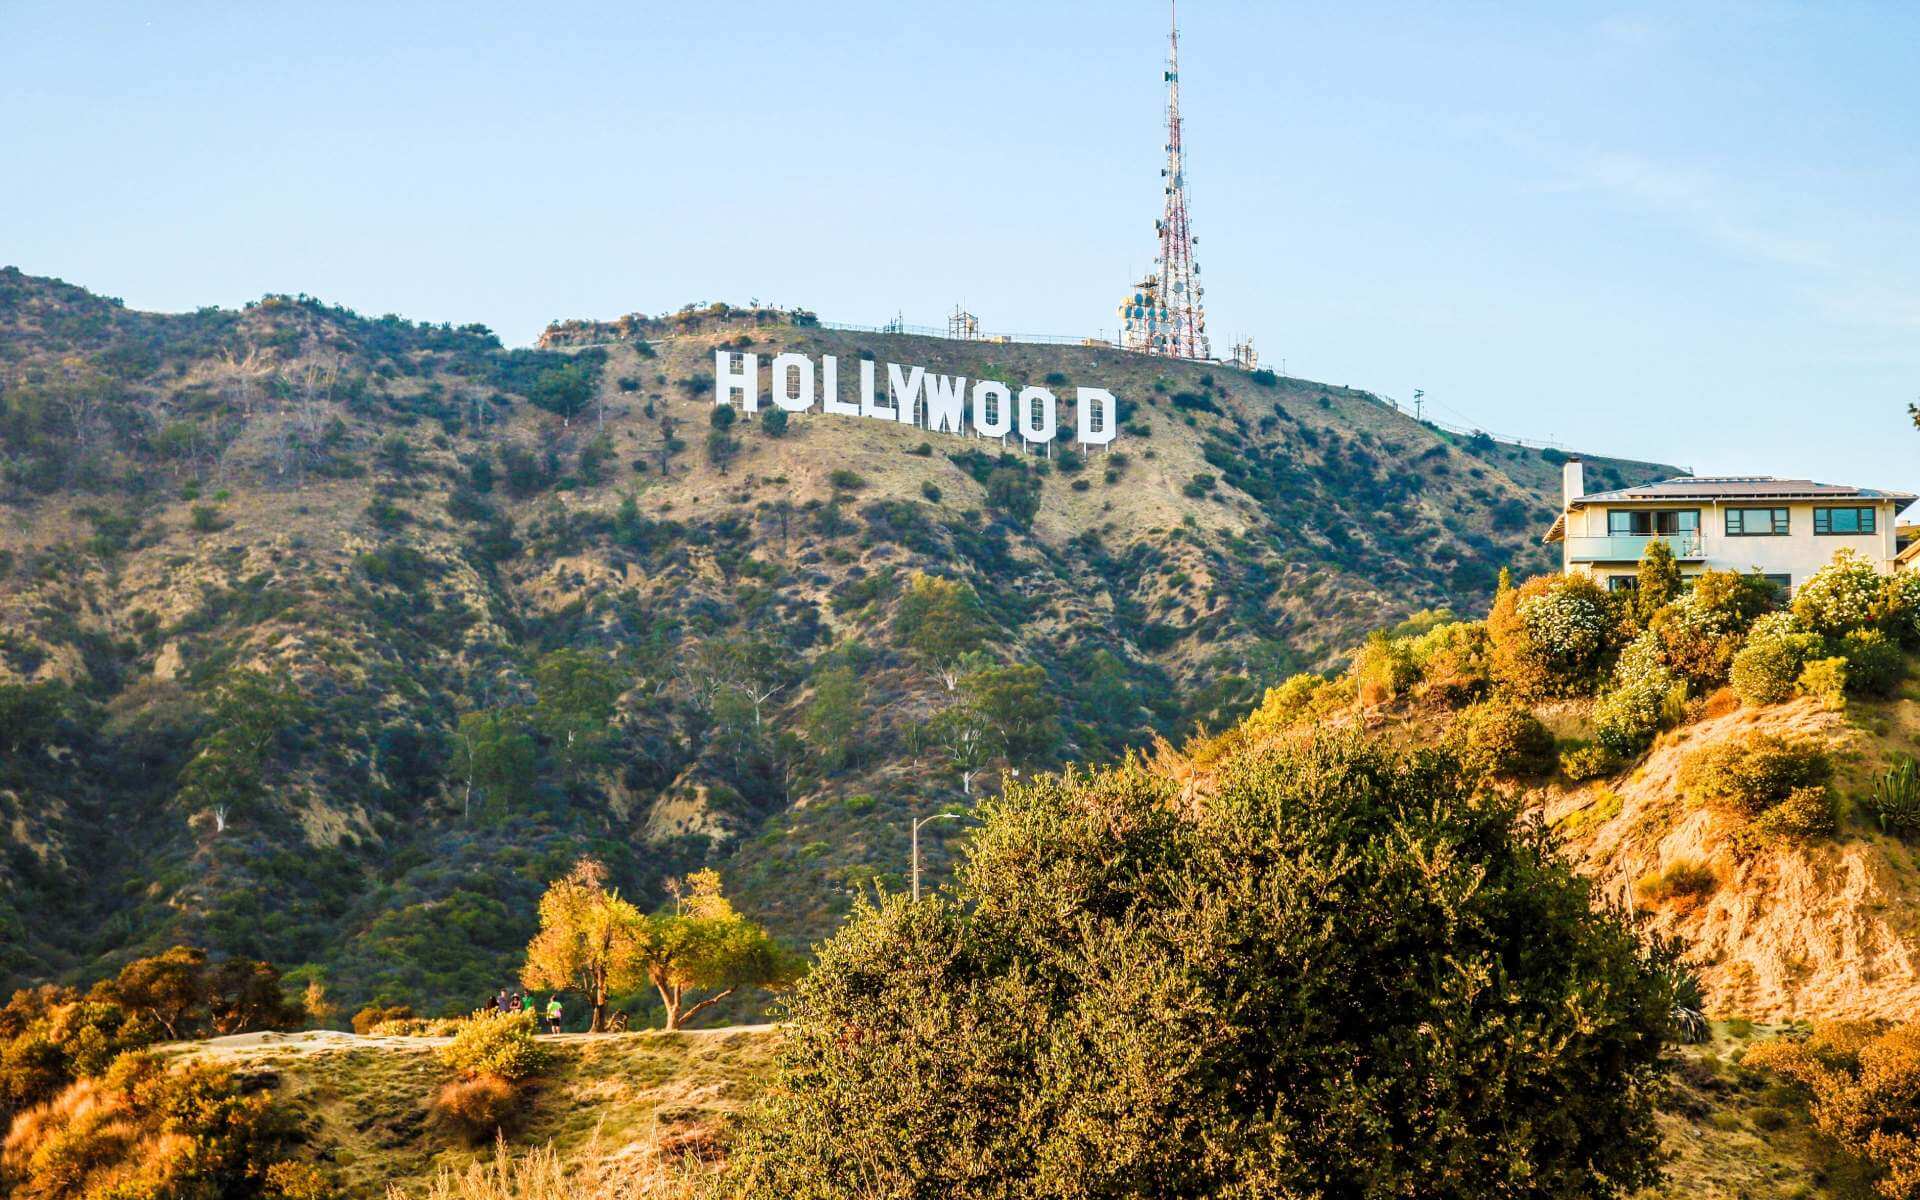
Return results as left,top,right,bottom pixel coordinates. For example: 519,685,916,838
1413,389,1425,421
911,812,962,901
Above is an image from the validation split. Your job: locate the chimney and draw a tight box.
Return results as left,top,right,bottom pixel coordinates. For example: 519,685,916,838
1562,457,1586,506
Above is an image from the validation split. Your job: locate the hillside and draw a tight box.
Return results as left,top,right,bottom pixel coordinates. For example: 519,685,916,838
1546,691,1920,1022
161,1025,1877,1200
0,266,1677,1012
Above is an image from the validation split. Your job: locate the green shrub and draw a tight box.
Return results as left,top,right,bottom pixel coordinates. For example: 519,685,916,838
1678,734,1832,818
1837,628,1904,696
1865,758,1920,838
190,504,225,533
729,736,1674,1196
1797,656,1848,708
1649,571,1777,689
1559,741,1622,782
437,1009,546,1083
827,468,865,491
1593,639,1684,757
1791,548,1883,636
1882,570,1920,647
1351,630,1418,706
1732,785,1835,852
350,1003,413,1035
1489,574,1617,699
760,408,790,437
1450,700,1557,779
1729,615,1824,707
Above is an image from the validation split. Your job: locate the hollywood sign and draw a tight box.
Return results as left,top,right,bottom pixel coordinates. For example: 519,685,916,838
714,351,1118,448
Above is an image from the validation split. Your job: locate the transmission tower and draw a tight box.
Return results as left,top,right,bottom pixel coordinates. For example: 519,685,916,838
1120,2,1210,360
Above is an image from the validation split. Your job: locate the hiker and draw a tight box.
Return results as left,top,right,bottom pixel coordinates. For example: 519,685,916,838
544,995,563,1034
510,992,525,1017
496,987,511,1013
483,993,498,1014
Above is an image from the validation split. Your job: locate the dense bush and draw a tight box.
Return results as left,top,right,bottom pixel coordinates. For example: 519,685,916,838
1885,571,1920,647
429,1072,522,1144
1792,549,1884,636
0,1052,322,1200
1678,734,1832,817
1488,574,1617,699
1352,629,1418,706
1450,700,1557,779
1592,639,1684,758
1733,785,1836,852
438,1009,546,1083
1729,614,1824,706
1647,571,1776,689
351,1003,414,1034
1559,741,1622,782
1745,1019,1920,1196
729,737,1674,1198
1839,628,1906,697
1799,657,1849,709
1403,619,1490,703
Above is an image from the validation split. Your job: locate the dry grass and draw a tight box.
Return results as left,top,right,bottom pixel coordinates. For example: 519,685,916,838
391,1136,714,1200
166,1028,777,1199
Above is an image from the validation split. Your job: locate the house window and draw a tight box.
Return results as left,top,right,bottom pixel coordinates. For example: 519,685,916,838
1813,506,1877,536
1606,576,1638,593
1606,510,1698,537
1725,507,1789,536
1756,573,1792,595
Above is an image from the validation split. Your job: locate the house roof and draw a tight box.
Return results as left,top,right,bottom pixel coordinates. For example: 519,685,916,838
1567,476,1917,507
1544,477,1918,545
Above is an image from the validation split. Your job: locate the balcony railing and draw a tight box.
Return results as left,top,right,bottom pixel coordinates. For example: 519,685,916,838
1564,534,1705,563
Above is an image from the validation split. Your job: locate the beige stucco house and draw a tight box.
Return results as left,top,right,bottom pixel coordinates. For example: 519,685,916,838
1545,461,1916,593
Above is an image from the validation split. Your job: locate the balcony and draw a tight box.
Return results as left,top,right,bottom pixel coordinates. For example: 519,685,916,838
1564,534,1705,563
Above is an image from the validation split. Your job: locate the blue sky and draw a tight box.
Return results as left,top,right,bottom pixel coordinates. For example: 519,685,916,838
4,1,1916,494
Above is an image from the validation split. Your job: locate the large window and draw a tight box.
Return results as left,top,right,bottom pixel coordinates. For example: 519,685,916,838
1814,506,1877,536
1605,576,1638,593
1606,510,1700,536
1725,507,1789,536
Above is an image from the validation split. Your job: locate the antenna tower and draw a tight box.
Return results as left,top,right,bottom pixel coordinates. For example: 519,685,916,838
1158,1,1207,358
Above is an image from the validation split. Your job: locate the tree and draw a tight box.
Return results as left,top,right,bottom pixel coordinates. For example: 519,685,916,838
454,708,536,820
175,670,309,824
1634,538,1681,621
533,649,628,781
927,699,991,794
984,466,1040,528
730,736,1674,1198
636,870,790,1031
803,665,863,771
520,858,644,1033
894,572,994,685
105,946,208,1040
961,662,1061,766
760,408,790,437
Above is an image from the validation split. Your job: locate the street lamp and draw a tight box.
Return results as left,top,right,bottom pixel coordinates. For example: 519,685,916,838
911,812,962,901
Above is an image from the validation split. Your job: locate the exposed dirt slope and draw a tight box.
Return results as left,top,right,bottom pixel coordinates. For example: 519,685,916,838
1546,692,1920,1022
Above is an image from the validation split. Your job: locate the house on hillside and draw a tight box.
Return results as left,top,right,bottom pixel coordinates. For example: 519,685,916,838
1545,461,1917,593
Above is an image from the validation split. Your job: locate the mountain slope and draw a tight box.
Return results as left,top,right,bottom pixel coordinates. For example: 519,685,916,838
0,267,1678,1009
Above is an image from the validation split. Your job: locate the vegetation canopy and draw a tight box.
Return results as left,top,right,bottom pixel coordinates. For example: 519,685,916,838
732,735,1675,1199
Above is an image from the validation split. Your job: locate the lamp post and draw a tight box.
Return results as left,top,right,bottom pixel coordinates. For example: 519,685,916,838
911,812,962,901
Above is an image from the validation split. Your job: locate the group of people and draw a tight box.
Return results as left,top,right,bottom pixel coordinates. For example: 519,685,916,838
486,988,564,1034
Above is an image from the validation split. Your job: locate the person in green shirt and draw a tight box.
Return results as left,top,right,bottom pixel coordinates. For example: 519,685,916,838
544,995,563,1035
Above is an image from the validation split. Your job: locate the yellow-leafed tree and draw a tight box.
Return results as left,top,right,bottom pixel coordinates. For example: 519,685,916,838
639,868,794,1031
520,858,643,1033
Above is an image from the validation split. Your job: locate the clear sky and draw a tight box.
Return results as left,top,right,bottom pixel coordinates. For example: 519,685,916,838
4,1,1916,495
